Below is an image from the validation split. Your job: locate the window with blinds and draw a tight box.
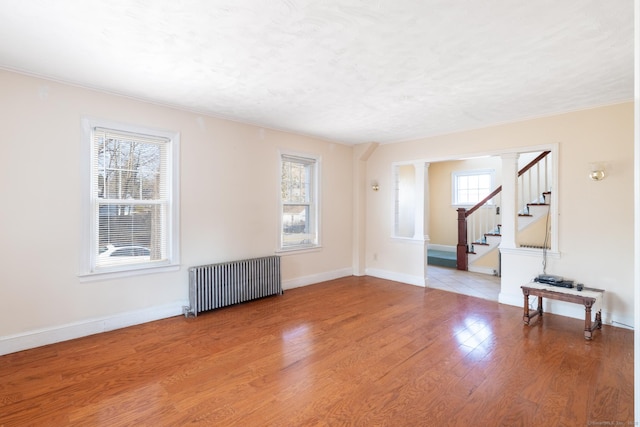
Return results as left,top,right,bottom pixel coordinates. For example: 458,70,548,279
280,153,320,250
81,118,179,277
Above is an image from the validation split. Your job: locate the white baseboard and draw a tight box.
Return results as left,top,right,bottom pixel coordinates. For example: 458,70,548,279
499,291,631,330
428,244,456,252
498,291,523,308
365,268,426,287
468,265,498,275
0,302,186,356
6,272,627,357
2,268,353,356
500,291,591,321
282,268,353,290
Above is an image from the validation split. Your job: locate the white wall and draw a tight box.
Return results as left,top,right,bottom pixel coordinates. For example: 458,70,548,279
0,70,354,354
364,103,635,327
1,69,633,355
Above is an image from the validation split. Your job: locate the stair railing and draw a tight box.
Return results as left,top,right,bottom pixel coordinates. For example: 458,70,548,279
457,151,551,270
518,151,552,214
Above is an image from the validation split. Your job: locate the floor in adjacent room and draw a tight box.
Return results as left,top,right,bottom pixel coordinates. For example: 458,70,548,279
427,265,501,301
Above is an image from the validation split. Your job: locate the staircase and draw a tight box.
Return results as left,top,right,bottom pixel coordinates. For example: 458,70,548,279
467,191,551,273
457,151,552,273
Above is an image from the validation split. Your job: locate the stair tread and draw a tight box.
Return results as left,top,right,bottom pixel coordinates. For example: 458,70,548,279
465,171,550,270
427,250,457,268
427,250,456,260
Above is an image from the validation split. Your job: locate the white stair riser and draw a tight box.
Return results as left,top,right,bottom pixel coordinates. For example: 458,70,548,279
469,204,548,265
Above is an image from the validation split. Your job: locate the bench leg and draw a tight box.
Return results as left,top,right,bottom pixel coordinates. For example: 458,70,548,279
537,296,543,317
584,302,601,340
523,291,542,325
523,293,530,324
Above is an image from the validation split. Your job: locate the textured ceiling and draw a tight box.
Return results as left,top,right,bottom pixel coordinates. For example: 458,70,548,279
0,0,633,144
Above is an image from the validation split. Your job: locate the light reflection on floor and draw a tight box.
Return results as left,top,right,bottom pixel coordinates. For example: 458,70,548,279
278,324,315,406
453,316,494,357
281,324,313,367
427,266,500,357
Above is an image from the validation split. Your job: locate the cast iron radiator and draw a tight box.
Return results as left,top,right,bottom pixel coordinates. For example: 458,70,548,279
183,255,282,317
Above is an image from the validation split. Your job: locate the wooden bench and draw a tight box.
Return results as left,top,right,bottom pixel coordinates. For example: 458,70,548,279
521,283,604,340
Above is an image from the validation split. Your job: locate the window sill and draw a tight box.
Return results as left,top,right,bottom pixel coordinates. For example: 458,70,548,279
276,245,322,256
78,263,181,283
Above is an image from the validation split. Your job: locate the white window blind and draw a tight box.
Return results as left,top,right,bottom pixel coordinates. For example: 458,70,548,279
92,127,170,269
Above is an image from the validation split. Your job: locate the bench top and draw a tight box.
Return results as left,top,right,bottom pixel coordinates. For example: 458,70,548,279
522,283,604,312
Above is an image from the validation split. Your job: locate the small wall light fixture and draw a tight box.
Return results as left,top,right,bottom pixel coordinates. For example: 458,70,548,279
371,181,379,191
588,162,606,181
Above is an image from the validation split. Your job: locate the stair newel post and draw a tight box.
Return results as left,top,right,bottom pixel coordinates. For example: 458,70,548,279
457,207,468,271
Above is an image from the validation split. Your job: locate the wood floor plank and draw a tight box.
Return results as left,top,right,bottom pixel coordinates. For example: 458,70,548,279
0,276,633,426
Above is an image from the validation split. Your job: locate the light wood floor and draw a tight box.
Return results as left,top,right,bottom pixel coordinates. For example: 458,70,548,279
427,265,501,301
0,276,633,426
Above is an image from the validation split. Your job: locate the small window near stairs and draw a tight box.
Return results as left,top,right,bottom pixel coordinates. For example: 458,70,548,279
452,169,495,206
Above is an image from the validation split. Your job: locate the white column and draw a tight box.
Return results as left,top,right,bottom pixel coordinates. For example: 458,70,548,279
352,142,379,276
412,161,429,286
499,153,519,249
424,163,430,241
413,162,427,240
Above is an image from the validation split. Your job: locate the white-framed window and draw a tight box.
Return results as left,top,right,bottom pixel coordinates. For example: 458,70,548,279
279,152,320,251
452,169,495,206
80,118,179,280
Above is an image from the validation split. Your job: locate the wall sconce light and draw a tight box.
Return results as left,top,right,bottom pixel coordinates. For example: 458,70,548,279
588,162,606,181
371,181,379,191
